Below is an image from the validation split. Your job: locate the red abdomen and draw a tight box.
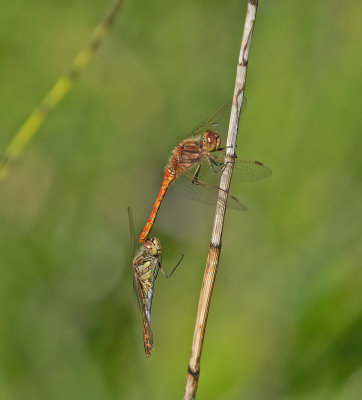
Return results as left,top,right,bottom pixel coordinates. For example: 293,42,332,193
138,167,176,243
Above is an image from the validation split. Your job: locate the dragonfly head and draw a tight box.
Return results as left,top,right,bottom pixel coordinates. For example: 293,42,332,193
203,131,221,152
143,237,162,256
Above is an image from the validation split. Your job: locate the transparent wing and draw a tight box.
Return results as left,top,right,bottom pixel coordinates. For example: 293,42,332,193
133,272,144,313
187,98,247,142
128,207,136,259
188,101,231,141
232,160,272,182
170,173,247,211
187,158,272,185
133,256,159,315
134,268,154,357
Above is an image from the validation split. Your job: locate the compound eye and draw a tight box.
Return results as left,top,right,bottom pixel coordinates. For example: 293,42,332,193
203,131,220,151
152,238,162,254
215,135,221,149
143,241,153,251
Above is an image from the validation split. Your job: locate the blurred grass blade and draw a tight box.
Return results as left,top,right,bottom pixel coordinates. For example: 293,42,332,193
0,0,124,180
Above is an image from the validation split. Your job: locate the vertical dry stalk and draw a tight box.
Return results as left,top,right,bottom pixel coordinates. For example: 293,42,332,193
183,1,258,399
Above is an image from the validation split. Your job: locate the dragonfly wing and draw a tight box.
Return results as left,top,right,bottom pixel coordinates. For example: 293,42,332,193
133,256,159,314
232,160,272,182
133,272,143,312
133,260,157,357
188,98,247,142
132,248,160,357
128,207,136,260
185,158,271,187
170,174,247,211
188,102,231,141
133,269,155,356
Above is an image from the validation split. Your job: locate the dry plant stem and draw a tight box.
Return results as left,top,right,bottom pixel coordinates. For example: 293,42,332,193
0,0,123,180
183,1,258,399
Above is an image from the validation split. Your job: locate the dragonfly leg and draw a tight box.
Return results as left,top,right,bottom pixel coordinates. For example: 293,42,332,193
207,156,225,173
160,253,184,279
191,164,201,184
209,152,224,163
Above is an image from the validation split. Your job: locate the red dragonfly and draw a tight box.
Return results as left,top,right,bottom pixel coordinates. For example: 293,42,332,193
128,208,183,357
138,101,272,243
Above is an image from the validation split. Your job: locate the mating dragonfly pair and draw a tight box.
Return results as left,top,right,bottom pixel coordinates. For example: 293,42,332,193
130,101,271,357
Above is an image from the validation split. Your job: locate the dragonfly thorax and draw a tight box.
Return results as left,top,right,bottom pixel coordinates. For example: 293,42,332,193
202,131,221,152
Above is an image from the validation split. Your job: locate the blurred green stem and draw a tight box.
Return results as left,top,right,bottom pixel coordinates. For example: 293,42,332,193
0,0,123,180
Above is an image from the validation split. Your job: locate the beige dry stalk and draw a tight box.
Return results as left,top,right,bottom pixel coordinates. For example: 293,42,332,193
183,1,259,398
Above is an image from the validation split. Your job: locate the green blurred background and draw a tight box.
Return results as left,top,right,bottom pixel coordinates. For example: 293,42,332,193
1,0,361,399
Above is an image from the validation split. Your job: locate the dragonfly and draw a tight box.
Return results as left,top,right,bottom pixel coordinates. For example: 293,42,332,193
138,101,272,243
128,208,183,357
